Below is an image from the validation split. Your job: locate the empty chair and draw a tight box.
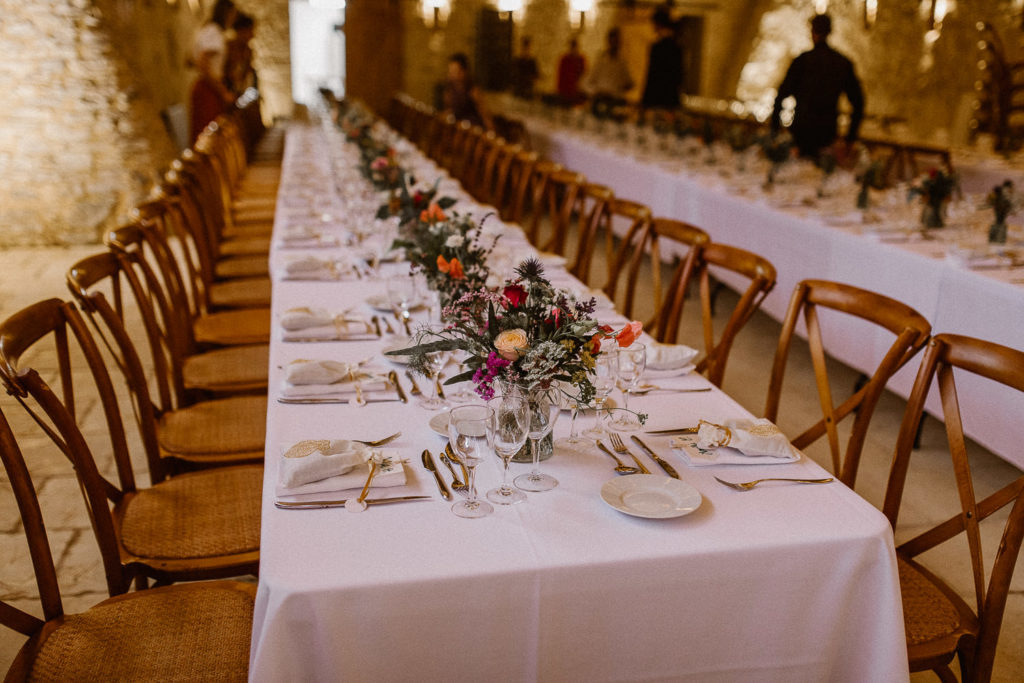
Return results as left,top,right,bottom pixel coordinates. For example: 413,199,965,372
479,140,519,210
567,183,615,286
0,299,260,593
765,280,931,488
647,218,710,337
0,406,256,681
66,251,266,474
882,334,1024,682
599,198,654,320
528,169,585,255
501,150,542,224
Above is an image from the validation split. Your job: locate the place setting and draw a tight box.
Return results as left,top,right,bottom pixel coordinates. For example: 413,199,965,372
277,358,407,405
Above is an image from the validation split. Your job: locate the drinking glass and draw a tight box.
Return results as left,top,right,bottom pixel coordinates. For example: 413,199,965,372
486,393,529,505
514,386,560,492
385,275,417,335
582,354,617,438
610,343,646,431
448,405,494,518
419,349,448,410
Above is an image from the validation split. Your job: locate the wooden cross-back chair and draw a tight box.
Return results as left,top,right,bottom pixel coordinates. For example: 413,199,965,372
448,121,479,182
410,102,438,151
0,405,256,682
464,130,501,200
199,118,278,222
0,298,260,595
655,240,772,388
134,191,270,345
66,251,266,475
598,198,654,320
528,169,585,255
103,221,269,396
765,279,931,489
165,164,272,310
501,150,541,223
567,183,614,286
429,113,459,169
883,334,1024,683
483,141,522,212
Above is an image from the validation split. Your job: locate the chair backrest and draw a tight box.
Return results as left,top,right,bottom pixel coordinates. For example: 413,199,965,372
428,113,457,165
567,183,615,286
0,298,160,594
465,131,501,200
480,140,519,209
648,218,710,339
502,150,541,223
882,334,1024,683
599,198,654,320
0,405,68,650
450,123,482,184
765,279,931,488
529,169,585,255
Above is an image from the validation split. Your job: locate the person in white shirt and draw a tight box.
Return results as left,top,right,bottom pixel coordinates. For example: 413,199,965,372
584,27,634,110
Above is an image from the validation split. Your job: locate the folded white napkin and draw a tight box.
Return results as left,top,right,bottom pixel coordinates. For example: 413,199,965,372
276,446,406,497
282,256,349,281
280,307,375,341
671,418,800,466
646,342,699,371
281,360,390,397
278,439,369,488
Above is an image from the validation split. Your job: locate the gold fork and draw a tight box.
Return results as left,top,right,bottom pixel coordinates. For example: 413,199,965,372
713,476,834,491
608,433,651,474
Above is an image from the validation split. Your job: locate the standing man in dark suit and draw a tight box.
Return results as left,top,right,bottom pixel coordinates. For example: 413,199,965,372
641,8,683,115
770,14,865,160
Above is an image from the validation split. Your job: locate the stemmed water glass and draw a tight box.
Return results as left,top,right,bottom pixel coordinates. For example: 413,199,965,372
385,275,417,335
513,386,560,492
486,392,529,505
448,405,494,518
610,343,646,431
582,354,617,438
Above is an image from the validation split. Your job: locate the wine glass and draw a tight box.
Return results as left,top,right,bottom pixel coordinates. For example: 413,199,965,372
513,386,560,492
385,275,417,335
447,350,477,404
486,392,529,505
448,405,494,518
582,353,617,438
419,348,448,410
610,343,646,431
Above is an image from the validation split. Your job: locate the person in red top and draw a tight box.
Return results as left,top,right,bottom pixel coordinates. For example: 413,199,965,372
556,37,586,106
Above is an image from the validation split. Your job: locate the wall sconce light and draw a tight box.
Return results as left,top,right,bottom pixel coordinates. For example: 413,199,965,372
814,0,828,14
495,0,524,23
421,0,450,29
569,0,594,30
863,0,877,29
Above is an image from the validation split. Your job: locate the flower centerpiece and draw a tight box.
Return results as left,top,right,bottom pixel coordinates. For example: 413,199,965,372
983,180,1019,244
908,168,959,228
390,206,497,305
387,258,644,409
375,173,457,226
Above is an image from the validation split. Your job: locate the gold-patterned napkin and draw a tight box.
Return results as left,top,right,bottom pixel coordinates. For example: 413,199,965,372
670,418,800,466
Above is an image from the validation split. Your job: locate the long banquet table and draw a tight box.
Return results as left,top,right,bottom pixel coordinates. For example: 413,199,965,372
525,117,1024,470
249,120,908,681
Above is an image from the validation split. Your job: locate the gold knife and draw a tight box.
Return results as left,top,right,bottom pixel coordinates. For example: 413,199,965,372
421,449,451,500
644,426,699,435
275,495,431,509
405,369,423,396
435,376,446,400
631,435,680,479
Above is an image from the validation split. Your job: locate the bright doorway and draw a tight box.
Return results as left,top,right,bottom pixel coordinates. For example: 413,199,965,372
289,0,346,107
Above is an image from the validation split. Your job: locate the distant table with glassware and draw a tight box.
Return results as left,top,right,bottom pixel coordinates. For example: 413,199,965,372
523,114,1024,470
248,121,908,681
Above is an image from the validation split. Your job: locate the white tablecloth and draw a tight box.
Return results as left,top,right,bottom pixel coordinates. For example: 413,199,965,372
248,123,908,682
528,120,1024,470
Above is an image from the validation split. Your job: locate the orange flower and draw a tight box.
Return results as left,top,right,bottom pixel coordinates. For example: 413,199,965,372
436,255,465,280
420,203,447,224
614,320,643,347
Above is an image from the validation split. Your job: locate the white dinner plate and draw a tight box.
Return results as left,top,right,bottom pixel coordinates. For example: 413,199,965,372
365,294,424,313
600,474,702,519
382,338,414,364
429,412,449,436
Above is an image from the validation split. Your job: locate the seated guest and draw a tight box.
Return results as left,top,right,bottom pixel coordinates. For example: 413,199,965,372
443,52,493,130
770,14,865,159
510,36,540,100
584,28,634,115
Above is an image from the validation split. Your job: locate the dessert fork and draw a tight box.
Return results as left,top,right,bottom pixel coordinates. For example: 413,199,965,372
713,476,834,491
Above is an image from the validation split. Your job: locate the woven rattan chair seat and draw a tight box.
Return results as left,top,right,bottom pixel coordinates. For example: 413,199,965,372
898,556,965,646
215,254,269,279
28,581,255,681
183,344,269,392
193,308,270,345
120,466,262,559
158,395,266,456
209,277,271,308
218,235,271,257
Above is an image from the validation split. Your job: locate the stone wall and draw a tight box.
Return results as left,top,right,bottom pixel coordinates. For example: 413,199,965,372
735,0,1024,145
0,0,291,247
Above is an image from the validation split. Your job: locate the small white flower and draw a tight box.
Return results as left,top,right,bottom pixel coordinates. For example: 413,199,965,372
445,234,466,248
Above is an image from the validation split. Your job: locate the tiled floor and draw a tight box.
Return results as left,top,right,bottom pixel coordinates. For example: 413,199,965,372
1,236,1021,680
